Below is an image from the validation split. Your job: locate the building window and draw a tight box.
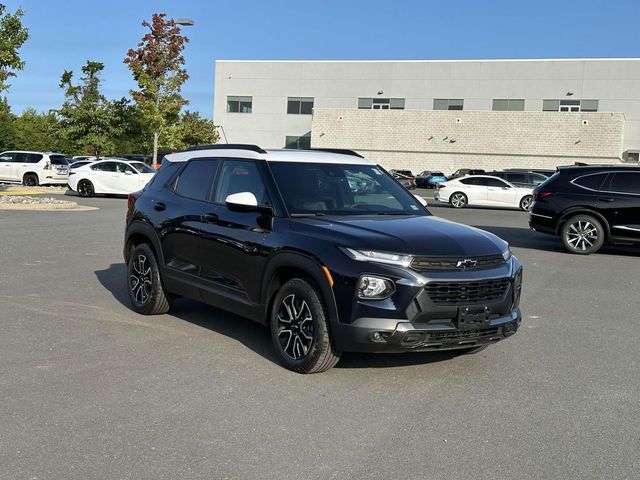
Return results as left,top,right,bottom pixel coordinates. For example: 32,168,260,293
287,97,314,115
543,99,598,112
227,96,252,113
433,99,464,110
284,133,311,150
358,98,405,110
492,99,525,111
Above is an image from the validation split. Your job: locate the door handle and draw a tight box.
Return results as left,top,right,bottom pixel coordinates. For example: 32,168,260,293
598,198,615,203
153,202,166,211
204,213,219,223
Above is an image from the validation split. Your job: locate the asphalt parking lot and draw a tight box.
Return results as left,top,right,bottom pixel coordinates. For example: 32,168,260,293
1,189,639,480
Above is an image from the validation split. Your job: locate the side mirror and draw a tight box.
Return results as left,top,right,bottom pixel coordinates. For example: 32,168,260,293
413,194,428,207
225,191,273,214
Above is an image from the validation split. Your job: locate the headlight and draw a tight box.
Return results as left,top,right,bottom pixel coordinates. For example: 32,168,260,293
357,275,395,300
342,248,413,267
502,247,511,262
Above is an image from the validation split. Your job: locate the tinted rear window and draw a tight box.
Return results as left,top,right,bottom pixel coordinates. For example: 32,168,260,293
573,173,608,191
50,155,68,165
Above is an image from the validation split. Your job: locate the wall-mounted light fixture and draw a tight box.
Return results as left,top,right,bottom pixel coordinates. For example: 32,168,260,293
377,90,384,95
566,91,574,96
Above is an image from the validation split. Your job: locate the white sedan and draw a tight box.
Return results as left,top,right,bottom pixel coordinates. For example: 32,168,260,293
68,159,156,197
434,175,534,211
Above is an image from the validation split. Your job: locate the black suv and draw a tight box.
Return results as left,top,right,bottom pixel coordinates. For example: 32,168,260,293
529,165,640,254
124,145,523,373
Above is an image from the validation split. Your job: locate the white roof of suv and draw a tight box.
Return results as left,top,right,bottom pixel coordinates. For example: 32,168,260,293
164,146,374,165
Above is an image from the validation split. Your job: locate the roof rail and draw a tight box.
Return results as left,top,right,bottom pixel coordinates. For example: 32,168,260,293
185,144,267,154
310,148,364,158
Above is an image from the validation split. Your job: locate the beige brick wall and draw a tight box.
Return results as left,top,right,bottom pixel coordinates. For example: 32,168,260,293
311,109,625,174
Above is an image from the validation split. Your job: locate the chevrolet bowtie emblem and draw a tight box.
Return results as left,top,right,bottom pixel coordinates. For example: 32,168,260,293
456,259,478,269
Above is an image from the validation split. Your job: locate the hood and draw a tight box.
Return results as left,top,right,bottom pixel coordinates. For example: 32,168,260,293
290,215,507,256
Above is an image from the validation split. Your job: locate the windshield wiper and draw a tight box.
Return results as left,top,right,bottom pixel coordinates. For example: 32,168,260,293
290,212,326,217
376,212,413,215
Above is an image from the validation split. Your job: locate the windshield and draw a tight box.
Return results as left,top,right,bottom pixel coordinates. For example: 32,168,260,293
130,162,156,174
269,162,428,216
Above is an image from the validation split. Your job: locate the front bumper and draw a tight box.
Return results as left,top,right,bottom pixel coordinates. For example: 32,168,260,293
333,309,520,353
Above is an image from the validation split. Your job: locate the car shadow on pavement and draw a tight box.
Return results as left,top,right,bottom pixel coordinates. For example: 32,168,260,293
95,263,462,370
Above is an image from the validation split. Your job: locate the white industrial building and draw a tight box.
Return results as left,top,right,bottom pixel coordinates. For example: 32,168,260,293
213,58,640,173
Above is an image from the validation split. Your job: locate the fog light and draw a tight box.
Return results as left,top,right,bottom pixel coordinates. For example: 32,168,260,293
370,331,391,343
357,275,395,300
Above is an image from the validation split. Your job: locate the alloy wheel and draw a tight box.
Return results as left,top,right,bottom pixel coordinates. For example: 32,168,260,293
78,180,93,197
130,254,152,305
521,196,533,211
451,193,466,208
276,293,314,360
566,220,599,252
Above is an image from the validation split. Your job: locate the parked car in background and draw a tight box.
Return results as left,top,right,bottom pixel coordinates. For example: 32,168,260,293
0,151,69,186
389,169,414,179
505,168,555,178
392,172,416,190
435,175,534,211
484,171,548,188
415,170,447,188
68,159,156,197
447,168,485,180
71,155,97,162
124,145,522,373
529,165,640,254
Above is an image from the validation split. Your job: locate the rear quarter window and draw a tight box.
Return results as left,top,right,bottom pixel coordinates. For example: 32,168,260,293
572,173,608,191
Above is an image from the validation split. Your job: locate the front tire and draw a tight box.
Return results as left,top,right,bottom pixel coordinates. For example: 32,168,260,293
127,243,173,314
270,278,341,374
450,192,468,208
77,179,95,197
561,214,605,255
519,195,533,212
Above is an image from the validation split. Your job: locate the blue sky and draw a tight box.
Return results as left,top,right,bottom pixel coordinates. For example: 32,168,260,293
3,0,639,118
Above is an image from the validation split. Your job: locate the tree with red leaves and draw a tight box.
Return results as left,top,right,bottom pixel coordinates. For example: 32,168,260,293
124,13,189,165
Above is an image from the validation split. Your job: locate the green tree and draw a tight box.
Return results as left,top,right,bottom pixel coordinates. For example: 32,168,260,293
13,108,65,152
0,3,29,93
161,110,219,150
0,97,15,150
57,61,123,156
124,13,189,166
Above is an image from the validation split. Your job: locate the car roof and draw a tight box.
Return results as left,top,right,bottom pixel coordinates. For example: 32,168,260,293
0,150,65,155
164,147,375,166
558,164,640,172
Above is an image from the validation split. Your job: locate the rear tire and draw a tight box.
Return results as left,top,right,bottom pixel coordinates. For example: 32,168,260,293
270,278,341,373
519,195,533,212
23,173,39,187
450,192,468,208
127,243,173,315
561,214,605,255
77,179,94,197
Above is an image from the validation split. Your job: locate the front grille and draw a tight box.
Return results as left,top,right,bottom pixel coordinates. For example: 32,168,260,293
425,279,510,305
411,254,505,272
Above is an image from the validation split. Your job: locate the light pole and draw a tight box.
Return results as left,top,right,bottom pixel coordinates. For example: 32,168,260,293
174,18,194,26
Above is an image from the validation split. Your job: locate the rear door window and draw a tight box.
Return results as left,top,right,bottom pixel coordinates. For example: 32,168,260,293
0,152,15,162
92,162,118,172
573,173,608,191
174,159,220,201
14,153,29,163
607,172,640,195
486,178,510,188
